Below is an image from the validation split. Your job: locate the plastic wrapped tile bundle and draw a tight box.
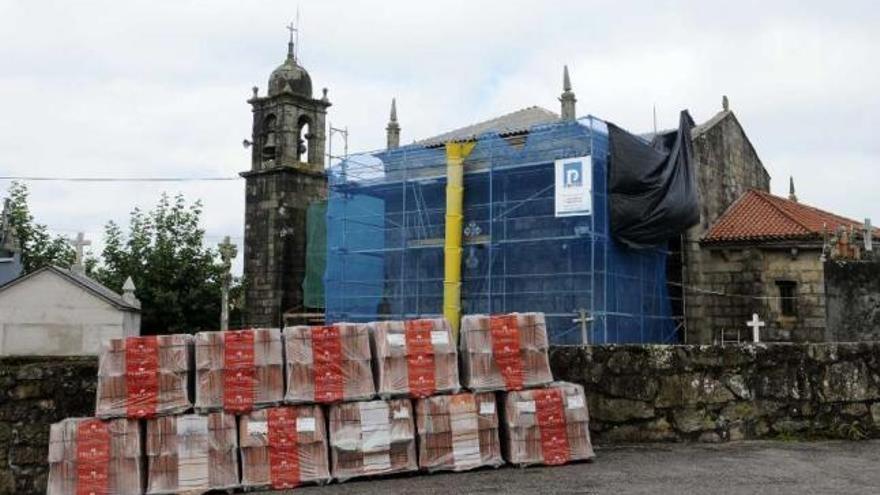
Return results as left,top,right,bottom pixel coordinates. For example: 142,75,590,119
95,334,192,419
460,312,553,392
145,412,239,494
47,417,142,495
369,318,460,399
240,405,332,490
502,382,595,466
414,392,504,472
284,324,375,404
328,399,417,481
194,328,284,413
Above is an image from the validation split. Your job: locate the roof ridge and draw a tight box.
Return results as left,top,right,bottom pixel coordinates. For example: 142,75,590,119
751,190,812,234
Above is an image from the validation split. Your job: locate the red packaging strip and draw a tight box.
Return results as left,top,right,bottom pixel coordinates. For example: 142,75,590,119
125,335,159,418
75,419,111,495
311,326,344,403
534,389,570,465
489,315,524,390
268,408,301,490
405,320,436,398
224,330,256,413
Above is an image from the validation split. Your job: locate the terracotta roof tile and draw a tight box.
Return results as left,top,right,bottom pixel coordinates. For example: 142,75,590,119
703,190,876,244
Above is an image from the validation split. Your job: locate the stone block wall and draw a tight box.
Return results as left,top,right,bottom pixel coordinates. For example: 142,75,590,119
684,111,771,344
689,247,826,343
0,356,97,494
551,343,880,444
825,260,880,342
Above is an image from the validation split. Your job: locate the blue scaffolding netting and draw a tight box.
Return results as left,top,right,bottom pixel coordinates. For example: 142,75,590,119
323,116,678,345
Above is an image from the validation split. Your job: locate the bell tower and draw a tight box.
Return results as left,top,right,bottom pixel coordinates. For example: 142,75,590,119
241,30,330,327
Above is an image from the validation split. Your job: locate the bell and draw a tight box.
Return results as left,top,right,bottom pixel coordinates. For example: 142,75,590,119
264,132,276,148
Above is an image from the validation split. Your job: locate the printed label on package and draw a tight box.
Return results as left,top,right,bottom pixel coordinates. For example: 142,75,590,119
489,314,525,390
223,330,256,413
311,326,344,403
125,335,159,418
535,389,571,465
405,319,436,398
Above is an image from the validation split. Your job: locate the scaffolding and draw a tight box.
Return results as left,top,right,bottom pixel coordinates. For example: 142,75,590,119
323,116,677,345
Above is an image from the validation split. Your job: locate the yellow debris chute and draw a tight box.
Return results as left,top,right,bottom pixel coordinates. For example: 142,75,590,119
443,141,476,339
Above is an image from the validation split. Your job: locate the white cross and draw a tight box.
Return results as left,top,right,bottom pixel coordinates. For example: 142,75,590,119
746,313,765,343
572,308,594,344
70,232,91,266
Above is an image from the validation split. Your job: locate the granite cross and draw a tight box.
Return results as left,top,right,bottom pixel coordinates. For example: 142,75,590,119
218,236,238,331
746,313,765,343
70,232,91,266
572,308,594,345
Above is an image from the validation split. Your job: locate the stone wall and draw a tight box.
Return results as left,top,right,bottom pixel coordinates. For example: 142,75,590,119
551,343,880,443
825,260,880,341
691,246,826,343
684,110,772,344
0,356,97,494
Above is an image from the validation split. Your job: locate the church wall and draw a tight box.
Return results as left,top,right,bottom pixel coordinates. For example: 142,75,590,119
243,169,326,327
0,272,128,355
695,246,825,343
684,112,772,343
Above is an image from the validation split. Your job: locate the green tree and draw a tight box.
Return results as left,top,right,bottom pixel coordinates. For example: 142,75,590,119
92,192,227,334
4,181,75,272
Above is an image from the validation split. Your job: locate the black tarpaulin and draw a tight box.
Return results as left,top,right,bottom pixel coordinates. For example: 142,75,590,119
607,110,700,248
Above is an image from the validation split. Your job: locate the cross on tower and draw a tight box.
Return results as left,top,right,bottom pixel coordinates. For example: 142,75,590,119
70,232,91,267
746,313,765,343
286,22,296,43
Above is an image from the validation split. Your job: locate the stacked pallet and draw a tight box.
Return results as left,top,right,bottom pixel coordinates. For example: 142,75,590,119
328,399,417,481
369,318,460,398
239,405,332,490
144,412,239,494
47,417,142,495
460,313,554,392
502,382,595,466
194,328,284,412
47,312,595,494
284,323,375,404
414,392,503,472
95,334,191,419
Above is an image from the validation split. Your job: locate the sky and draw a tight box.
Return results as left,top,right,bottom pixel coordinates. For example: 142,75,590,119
1,1,878,275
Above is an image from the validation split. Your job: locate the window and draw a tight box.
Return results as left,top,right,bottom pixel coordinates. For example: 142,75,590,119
776,281,797,317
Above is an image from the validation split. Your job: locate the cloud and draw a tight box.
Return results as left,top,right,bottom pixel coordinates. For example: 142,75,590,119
1,0,878,277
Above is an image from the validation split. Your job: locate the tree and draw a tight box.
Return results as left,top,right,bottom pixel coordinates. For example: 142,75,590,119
4,181,75,272
92,192,227,334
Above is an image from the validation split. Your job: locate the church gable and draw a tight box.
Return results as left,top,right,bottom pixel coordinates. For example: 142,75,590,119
691,107,771,229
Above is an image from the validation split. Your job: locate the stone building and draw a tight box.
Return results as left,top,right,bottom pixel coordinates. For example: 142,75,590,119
241,36,329,327
695,189,876,343
0,265,141,355
680,98,772,343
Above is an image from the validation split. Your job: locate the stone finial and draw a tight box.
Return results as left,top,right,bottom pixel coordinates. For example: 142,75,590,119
252,86,259,98
788,176,798,202
122,276,139,306
386,97,401,150
722,95,730,112
322,87,329,102
559,65,577,121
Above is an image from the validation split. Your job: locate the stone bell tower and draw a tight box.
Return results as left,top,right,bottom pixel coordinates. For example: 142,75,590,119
241,31,330,327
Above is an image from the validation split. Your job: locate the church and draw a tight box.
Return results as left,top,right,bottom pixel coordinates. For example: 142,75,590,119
240,36,876,344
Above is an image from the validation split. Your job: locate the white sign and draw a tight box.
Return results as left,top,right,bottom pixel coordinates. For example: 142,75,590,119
430,331,449,345
247,421,268,435
296,417,316,432
554,155,592,217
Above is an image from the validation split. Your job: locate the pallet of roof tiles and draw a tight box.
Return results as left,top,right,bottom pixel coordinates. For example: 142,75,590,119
369,318,460,399
194,328,284,413
47,417,142,495
95,334,192,419
415,392,504,472
460,312,553,392
145,412,239,494
502,381,595,466
239,405,332,490
328,399,417,481
284,323,375,404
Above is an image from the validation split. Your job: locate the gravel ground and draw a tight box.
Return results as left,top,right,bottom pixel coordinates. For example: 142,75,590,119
255,440,880,495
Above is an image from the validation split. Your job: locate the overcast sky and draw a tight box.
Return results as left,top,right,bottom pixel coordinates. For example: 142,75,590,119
1,1,878,275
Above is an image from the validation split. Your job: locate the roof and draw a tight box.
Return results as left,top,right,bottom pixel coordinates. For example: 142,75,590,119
703,190,877,245
415,106,560,147
0,265,140,311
